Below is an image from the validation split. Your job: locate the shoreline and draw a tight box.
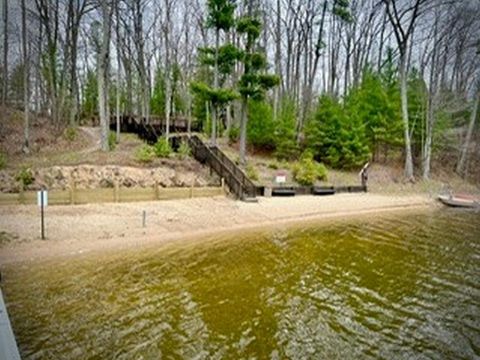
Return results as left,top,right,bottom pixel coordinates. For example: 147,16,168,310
0,194,436,265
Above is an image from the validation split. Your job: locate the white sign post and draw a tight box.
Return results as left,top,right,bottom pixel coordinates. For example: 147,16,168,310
37,190,48,240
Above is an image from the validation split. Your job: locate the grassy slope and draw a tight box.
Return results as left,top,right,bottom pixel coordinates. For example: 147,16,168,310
215,138,479,196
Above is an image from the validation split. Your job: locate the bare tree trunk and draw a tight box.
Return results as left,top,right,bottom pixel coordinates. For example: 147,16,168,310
239,98,247,165
422,9,440,180
2,0,7,106
457,90,479,177
115,0,121,143
164,2,171,139
133,0,149,123
399,52,414,180
273,0,282,121
211,27,220,145
21,0,29,153
98,1,112,152
382,0,424,181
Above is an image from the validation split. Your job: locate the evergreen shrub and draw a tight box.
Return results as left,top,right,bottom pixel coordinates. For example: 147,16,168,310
292,151,327,186
154,138,172,158
16,167,34,189
135,145,156,163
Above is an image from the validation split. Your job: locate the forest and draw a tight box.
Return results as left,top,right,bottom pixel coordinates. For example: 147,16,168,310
1,0,479,183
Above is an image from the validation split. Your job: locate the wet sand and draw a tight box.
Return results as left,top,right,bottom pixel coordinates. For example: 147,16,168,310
0,193,434,264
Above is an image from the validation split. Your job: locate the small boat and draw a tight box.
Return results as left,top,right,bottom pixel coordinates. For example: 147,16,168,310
437,194,480,208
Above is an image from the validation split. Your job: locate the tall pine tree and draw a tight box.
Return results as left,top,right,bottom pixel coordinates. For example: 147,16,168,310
237,14,279,164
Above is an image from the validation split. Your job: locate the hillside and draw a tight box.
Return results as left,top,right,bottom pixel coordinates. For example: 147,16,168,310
0,108,478,196
0,109,219,192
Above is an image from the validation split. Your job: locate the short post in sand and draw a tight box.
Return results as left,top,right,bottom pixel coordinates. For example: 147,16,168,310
142,210,146,228
37,190,48,239
359,162,370,192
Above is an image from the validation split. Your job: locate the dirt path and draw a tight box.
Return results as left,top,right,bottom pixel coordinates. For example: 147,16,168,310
0,194,435,265
78,126,101,153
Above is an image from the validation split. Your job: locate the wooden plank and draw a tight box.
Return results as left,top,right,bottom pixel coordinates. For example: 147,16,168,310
47,191,71,205
0,193,18,205
74,188,115,204
157,188,191,200
192,187,224,198
0,186,224,206
119,188,156,202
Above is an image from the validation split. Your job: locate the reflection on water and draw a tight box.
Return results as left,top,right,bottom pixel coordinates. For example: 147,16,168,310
3,208,480,359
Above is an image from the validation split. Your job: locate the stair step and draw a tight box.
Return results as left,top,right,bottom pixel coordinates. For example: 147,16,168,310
242,197,258,203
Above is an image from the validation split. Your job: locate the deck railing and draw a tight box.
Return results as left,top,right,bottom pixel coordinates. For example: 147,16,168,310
188,136,256,200
106,115,257,200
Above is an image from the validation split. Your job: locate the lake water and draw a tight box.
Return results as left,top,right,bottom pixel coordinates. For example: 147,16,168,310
3,208,480,359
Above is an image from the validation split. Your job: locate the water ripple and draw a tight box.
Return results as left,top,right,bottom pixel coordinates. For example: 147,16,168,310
3,209,480,359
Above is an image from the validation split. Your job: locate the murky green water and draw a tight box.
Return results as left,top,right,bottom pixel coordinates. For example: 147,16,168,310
3,209,480,359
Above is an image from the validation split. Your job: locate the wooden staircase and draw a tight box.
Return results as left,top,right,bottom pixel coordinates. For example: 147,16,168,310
187,136,257,201
110,115,258,201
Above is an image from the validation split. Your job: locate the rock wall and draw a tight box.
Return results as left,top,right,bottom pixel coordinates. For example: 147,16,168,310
0,164,219,193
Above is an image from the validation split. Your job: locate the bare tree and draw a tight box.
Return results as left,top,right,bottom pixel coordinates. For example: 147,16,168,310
421,5,440,180
2,0,7,106
382,0,427,181
21,0,29,152
114,0,122,143
457,87,479,177
65,0,92,126
132,0,150,123
97,1,113,151
163,0,173,138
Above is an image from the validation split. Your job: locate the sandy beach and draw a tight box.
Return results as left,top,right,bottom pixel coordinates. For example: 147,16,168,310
0,193,435,264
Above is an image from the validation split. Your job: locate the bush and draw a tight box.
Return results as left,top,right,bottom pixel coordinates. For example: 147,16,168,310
177,141,191,159
135,145,156,163
292,151,328,186
64,127,77,142
268,161,279,170
16,167,34,189
245,163,259,181
108,131,117,151
0,152,6,169
154,138,172,158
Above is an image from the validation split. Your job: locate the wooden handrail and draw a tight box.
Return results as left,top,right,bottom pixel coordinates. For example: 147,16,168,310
188,136,256,199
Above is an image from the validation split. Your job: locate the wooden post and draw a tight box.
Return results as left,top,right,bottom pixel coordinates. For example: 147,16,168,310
18,185,25,205
221,177,225,194
155,181,159,200
114,180,120,202
69,177,76,205
40,190,45,240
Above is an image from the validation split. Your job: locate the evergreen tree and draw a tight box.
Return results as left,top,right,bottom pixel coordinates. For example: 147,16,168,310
346,68,402,161
191,0,238,145
306,95,370,169
247,99,275,149
274,97,300,160
237,15,279,164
